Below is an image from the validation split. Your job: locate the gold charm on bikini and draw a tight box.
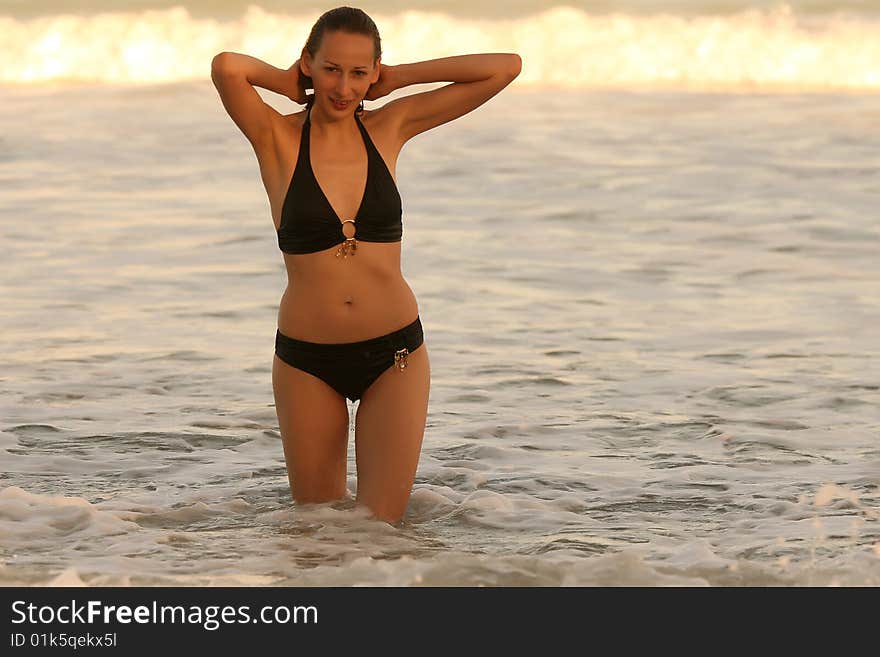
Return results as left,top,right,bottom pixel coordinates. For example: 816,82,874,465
335,237,357,258
394,347,410,371
336,220,357,259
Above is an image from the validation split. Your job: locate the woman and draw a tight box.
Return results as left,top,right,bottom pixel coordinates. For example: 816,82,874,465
211,6,520,525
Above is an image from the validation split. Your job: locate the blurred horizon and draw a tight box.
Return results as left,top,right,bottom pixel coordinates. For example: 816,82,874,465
2,1,879,91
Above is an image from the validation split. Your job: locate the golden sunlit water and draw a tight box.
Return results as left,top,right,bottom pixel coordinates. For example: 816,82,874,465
1,4,879,90
2,1,878,586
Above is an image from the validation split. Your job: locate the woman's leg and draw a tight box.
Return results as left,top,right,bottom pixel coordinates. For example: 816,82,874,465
272,354,350,504
353,342,430,524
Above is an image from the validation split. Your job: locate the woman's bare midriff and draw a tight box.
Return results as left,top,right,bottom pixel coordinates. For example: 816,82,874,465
268,107,417,343
277,240,419,343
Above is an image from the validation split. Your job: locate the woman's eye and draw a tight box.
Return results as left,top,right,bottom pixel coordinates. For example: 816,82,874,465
325,67,366,75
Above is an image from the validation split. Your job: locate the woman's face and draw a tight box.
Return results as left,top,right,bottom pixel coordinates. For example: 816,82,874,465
303,30,379,114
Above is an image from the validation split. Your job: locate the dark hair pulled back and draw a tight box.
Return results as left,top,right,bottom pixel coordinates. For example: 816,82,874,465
305,6,382,62
302,6,381,113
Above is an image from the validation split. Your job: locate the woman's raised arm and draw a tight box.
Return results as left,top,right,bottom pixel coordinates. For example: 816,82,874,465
375,53,522,143
211,52,299,150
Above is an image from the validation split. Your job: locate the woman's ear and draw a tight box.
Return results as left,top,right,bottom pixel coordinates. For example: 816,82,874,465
371,58,381,84
300,49,312,78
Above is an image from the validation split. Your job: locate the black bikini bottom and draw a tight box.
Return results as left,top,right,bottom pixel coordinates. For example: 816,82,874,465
274,315,424,402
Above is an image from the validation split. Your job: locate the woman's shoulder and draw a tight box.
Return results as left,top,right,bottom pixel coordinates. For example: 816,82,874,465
245,109,305,172
361,105,388,125
268,109,307,150
280,108,308,128
360,105,404,145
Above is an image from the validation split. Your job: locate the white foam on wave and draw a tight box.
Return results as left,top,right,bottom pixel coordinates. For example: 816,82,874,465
6,544,876,586
1,4,878,90
0,485,141,545
2,480,877,586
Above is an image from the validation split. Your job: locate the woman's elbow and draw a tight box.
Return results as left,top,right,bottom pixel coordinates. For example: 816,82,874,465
507,53,522,77
211,52,239,77
211,51,225,66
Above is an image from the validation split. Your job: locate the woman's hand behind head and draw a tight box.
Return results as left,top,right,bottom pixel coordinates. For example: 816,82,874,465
365,63,395,101
287,58,312,104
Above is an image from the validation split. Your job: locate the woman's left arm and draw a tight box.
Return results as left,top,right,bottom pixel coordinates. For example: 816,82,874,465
374,53,521,142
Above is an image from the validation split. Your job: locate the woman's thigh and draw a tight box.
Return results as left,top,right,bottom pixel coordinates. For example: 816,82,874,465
272,354,350,503
353,342,430,524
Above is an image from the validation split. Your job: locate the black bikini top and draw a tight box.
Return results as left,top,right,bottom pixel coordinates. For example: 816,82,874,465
277,95,403,256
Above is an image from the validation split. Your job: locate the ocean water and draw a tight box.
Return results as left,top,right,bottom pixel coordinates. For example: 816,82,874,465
1,1,879,586
2,1,880,89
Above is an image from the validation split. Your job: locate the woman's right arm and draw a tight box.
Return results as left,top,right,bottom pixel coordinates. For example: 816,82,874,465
210,52,297,149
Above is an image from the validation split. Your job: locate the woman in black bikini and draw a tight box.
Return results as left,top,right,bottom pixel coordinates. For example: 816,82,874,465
211,6,520,525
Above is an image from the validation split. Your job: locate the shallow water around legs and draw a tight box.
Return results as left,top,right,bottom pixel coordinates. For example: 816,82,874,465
1,82,878,585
